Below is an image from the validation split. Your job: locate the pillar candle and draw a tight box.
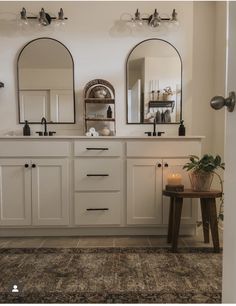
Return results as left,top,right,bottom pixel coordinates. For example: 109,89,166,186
167,173,182,185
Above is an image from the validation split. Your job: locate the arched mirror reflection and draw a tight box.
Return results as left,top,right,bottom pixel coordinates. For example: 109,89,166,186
126,39,182,124
17,37,75,123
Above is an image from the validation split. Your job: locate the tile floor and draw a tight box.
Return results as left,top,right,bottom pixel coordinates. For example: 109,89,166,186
0,226,223,249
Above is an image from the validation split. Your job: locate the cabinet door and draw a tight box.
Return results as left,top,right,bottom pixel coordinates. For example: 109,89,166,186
0,159,31,226
162,159,197,224
32,159,69,226
127,159,162,225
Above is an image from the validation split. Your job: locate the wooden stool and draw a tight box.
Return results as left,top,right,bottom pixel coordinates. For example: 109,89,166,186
163,189,222,253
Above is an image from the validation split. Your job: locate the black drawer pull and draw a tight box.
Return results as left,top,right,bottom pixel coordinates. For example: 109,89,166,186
87,174,109,177
86,148,109,151
157,163,162,168
86,208,109,211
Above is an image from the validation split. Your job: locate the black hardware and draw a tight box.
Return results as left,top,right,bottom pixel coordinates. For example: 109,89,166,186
157,163,162,168
0,82,4,88
24,164,29,168
49,131,56,136
32,164,36,168
36,131,43,136
86,208,109,211
164,163,169,167
87,174,109,177
157,132,165,136
145,132,152,136
153,117,156,136
86,148,109,151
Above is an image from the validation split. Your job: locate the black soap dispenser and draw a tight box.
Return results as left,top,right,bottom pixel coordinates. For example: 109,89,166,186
23,120,31,136
178,120,186,136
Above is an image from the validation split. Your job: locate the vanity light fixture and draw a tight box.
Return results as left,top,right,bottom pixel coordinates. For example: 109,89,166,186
19,7,68,27
128,8,179,31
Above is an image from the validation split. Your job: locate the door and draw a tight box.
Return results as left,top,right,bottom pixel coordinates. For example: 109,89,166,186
31,159,69,226
127,159,162,225
162,159,197,225
19,90,49,122
222,2,236,302
128,79,141,122
0,159,31,226
50,89,74,122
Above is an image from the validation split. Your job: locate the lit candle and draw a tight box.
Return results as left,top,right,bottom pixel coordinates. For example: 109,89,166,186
167,173,182,186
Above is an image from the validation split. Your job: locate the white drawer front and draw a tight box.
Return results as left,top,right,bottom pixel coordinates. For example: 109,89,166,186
74,158,121,191
74,141,122,157
0,141,69,157
74,192,121,226
126,141,201,157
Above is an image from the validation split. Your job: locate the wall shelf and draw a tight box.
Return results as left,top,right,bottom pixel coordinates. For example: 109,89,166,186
84,79,116,135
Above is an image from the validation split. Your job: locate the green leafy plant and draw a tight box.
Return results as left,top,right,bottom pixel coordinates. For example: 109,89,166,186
183,154,225,173
183,154,225,222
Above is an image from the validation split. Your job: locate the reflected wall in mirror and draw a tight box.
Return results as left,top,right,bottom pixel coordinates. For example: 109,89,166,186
17,37,75,123
126,39,182,124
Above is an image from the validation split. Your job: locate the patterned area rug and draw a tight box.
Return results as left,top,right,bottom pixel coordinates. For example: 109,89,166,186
0,247,222,303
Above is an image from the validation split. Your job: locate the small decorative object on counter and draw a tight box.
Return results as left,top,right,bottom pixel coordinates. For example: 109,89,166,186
86,127,99,137
165,184,184,192
23,120,31,136
107,106,112,118
178,120,186,136
100,126,111,136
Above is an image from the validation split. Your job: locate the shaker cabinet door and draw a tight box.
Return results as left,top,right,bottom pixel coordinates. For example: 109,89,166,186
127,159,162,225
31,159,69,226
0,159,31,226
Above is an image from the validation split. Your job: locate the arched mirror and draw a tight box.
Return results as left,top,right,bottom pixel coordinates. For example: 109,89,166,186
126,39,182,124
17,37,75,124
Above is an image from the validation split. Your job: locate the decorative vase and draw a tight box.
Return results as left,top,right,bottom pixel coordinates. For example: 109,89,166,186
189,171,214,191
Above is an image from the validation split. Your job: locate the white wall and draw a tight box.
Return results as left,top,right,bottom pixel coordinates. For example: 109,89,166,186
0,1,193,136
0,1,225,149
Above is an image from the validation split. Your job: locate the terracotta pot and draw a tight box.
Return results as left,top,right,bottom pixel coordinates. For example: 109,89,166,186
189,171,214,191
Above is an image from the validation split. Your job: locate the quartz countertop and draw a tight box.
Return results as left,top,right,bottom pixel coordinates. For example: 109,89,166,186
0,135,205,140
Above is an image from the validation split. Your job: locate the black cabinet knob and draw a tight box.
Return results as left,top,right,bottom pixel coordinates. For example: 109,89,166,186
157,163,162,168
24,164,29,168
32,164,36,168
164,163,169,167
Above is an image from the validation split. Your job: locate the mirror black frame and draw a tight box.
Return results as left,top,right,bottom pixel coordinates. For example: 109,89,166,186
126,38,183,124
17,37,76,124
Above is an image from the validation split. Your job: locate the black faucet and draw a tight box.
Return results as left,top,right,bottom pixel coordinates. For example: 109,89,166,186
41,117,48,136
144,117,165,137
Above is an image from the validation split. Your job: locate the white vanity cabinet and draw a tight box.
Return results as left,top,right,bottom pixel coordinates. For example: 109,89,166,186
127,159,163,225
0,141,70,227
126,140,201,226
0,159,31,226
74,140,122,226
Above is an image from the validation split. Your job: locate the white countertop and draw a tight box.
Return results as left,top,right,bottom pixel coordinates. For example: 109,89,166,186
0,135,205,140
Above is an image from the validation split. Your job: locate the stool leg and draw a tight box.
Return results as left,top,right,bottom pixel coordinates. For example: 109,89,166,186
167,197,174,243
207,198,220,252
200,198,210,243
172,197,183,252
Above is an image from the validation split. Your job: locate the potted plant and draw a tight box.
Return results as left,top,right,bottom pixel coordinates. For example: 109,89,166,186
183,154,225,192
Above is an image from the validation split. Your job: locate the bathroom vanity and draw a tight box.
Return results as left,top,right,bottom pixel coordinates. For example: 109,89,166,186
0,136,202,237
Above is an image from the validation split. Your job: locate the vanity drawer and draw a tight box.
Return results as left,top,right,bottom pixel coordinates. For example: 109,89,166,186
0,141,69,157
74,192,121,226
126,141,201,158
74,158,121,191
74,141,122,157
